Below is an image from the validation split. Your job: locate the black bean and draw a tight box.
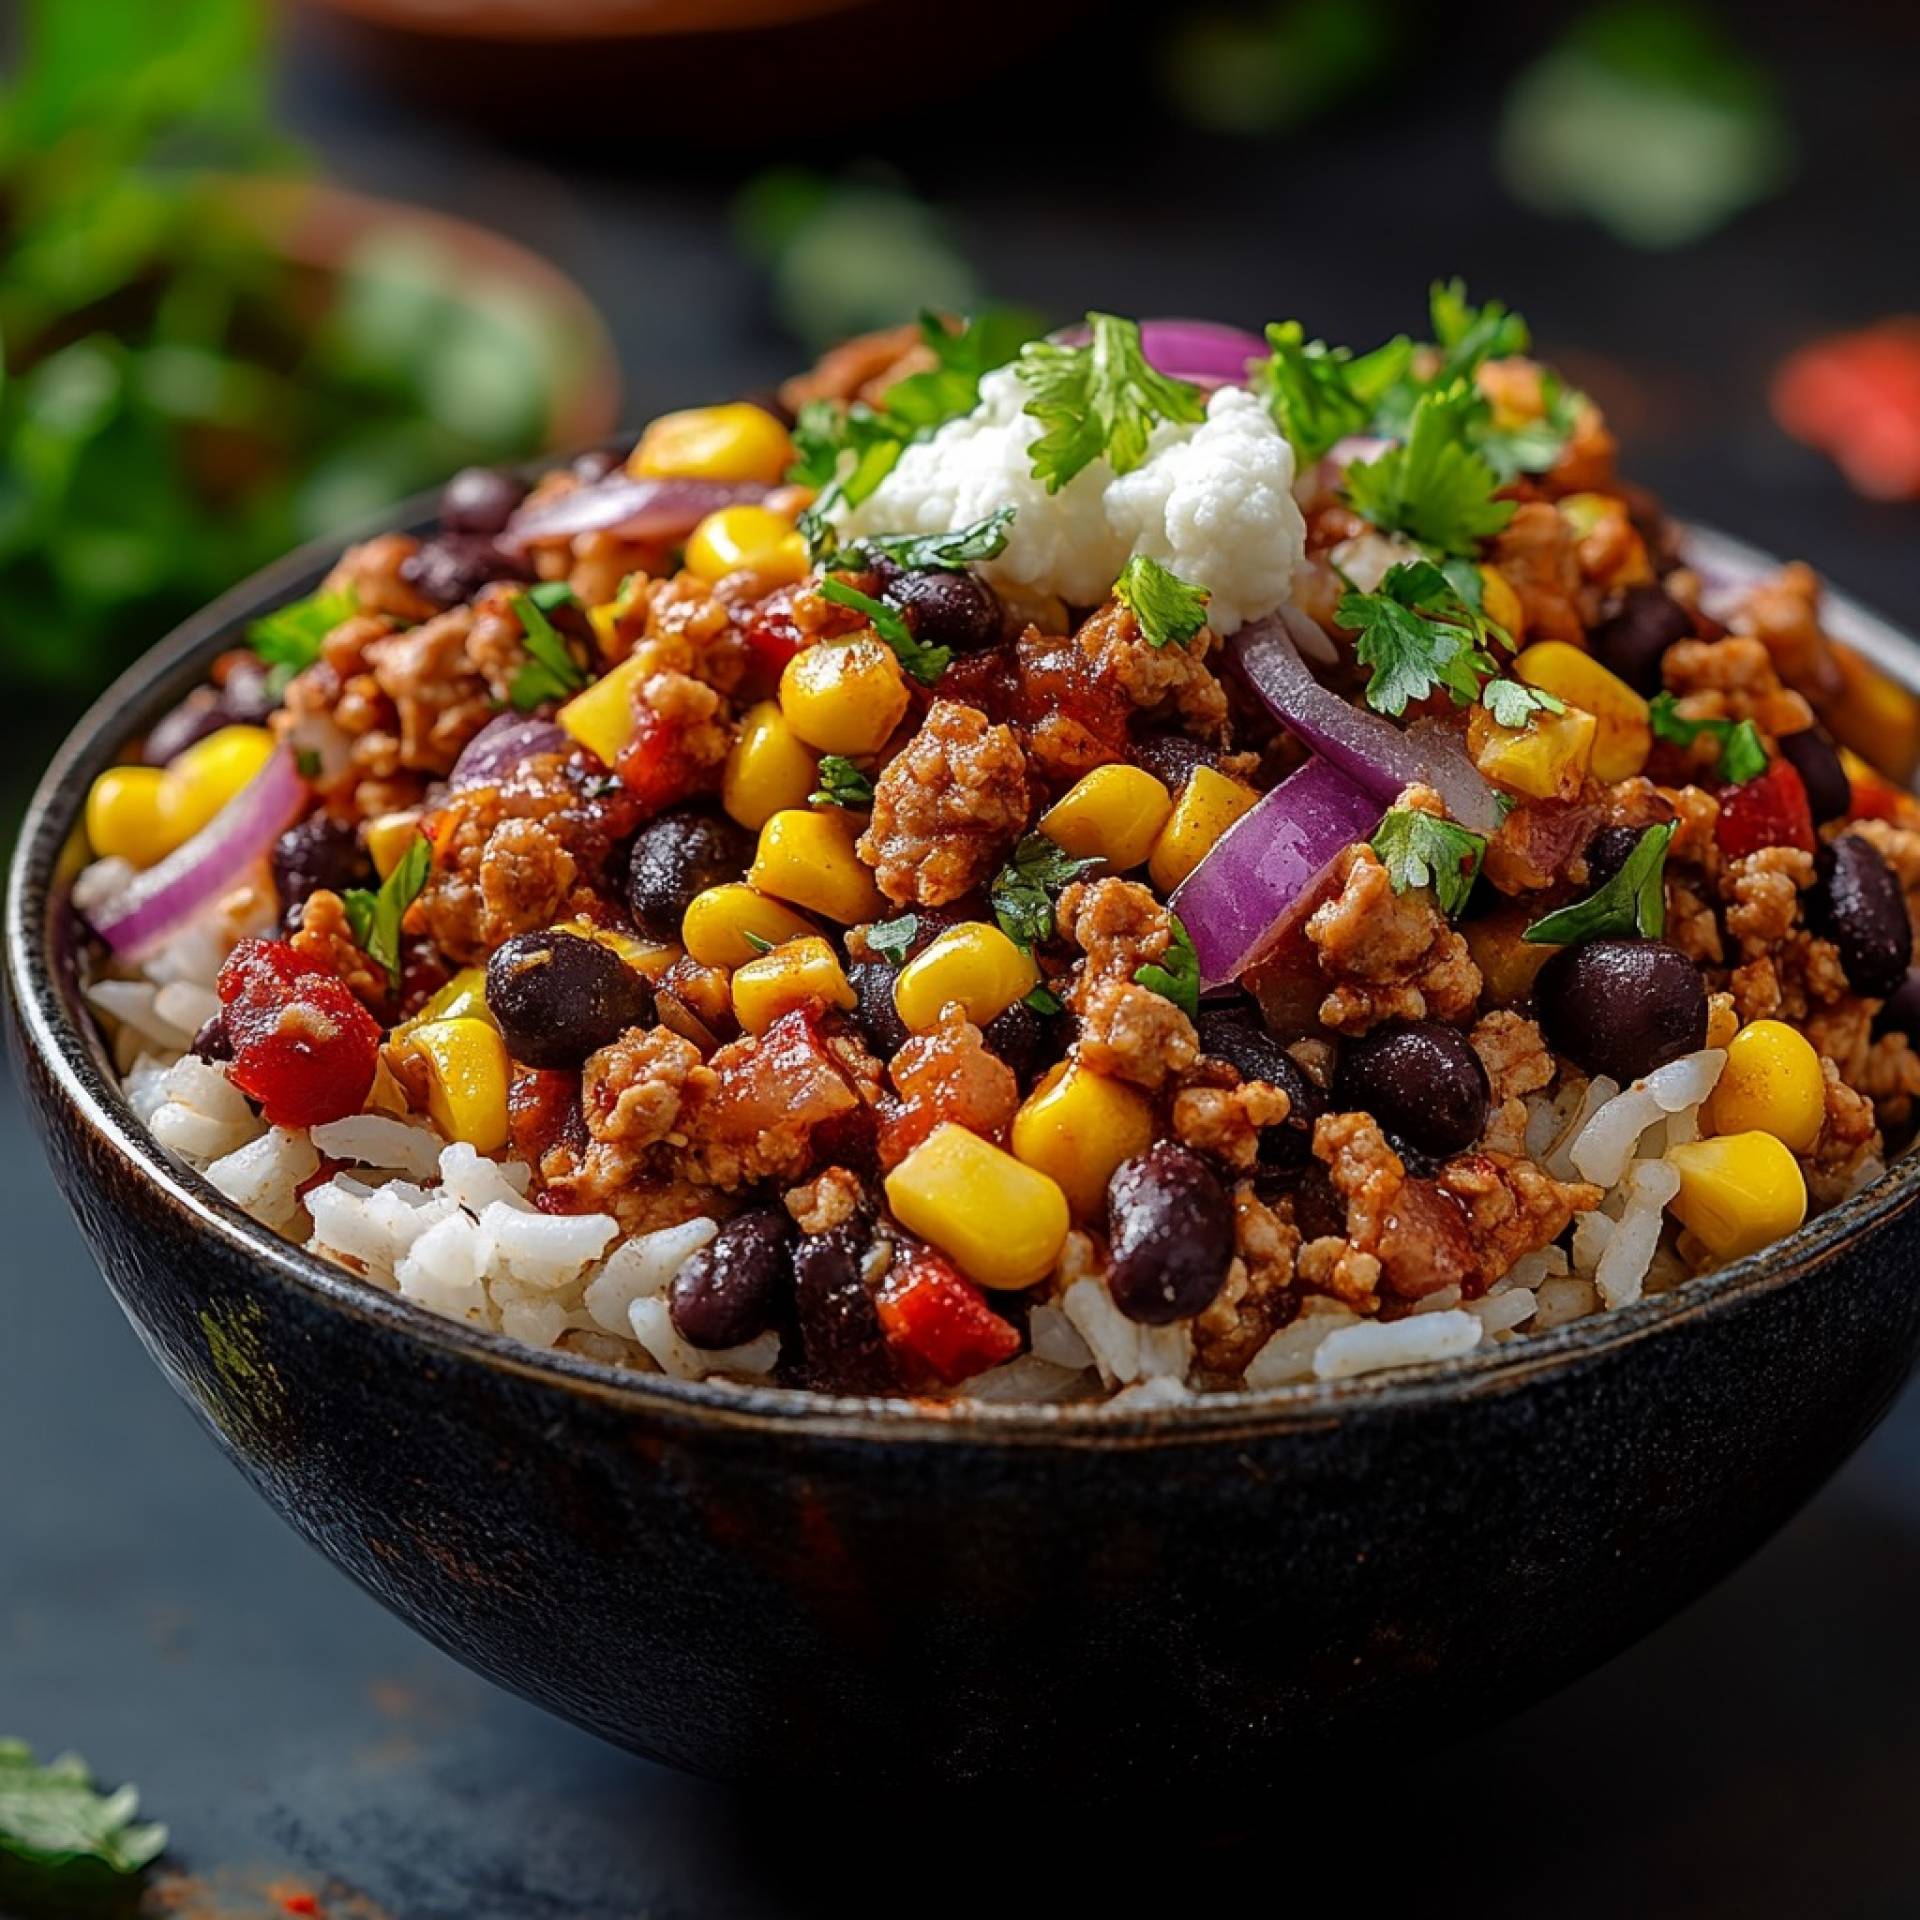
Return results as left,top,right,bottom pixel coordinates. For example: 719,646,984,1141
670,1209,794,1350
1334,1021,1491,1160
190,1013,233,1064
1778,727,1852,825
1535,939,1707,1084
1106,1142,1235,1325
982,996,1047,1077
271,815,373,915
439,466,527,536
1875,968,1920,1043
1588,583,1693,695
626,809,755,940
1808,833,1912,999
792,1218,894,1393
879,568,1002,654
847,959,910,1061
143,689,226,766
401,533,531,609
484,928,654,1069
1129,732,1216,794
1582,824,1650,893
1194,1010,1323,1173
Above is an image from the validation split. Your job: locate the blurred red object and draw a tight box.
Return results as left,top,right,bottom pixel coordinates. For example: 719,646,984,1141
1772,319,1920,501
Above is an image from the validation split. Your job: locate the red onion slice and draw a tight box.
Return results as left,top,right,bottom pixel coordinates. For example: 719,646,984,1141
1171,755,1382,989
1052,317,1267,389
89,750,308,958
450,715,570,791
502,474,767,552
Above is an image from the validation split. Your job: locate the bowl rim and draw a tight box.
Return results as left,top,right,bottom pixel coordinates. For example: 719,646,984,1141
9,505,1920,1446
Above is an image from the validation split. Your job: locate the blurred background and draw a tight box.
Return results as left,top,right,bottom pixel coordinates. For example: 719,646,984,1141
6,0,1920,1912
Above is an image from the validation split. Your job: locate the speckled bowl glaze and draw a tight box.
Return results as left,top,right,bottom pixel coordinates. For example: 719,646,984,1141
9,511,1920,1793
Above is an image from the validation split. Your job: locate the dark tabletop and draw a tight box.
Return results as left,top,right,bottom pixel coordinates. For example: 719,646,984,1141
8,6,1920,1913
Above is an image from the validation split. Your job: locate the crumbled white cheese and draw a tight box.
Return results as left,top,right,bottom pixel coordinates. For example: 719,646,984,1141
831,368,1304,633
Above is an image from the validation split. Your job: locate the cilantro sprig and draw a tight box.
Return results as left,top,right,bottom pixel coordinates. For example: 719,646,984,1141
818,576,950,685
1017,313,1207,493
835,507,1015,574
1370,808,1487,918
0,1740,167,1878
1113,554,1210,650
1251,320,1413,466
249,585,357,690
1338,558,1512,716
343,834,431,990
1133,913,1200,1020
810,756,875,810
1649,693,1769,785
1482,678,1566,729
1344,380,1517,557
866,912,920,967
1524,821,1674,944
508,591,589,711
990,833,1101,952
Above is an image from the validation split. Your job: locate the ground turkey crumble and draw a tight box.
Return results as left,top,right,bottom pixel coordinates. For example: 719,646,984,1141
1057,876,1199,1090
1306,845,1482,1033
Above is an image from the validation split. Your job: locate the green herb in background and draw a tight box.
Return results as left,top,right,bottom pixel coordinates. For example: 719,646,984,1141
1163,0,1397,136
0,1740,165,1878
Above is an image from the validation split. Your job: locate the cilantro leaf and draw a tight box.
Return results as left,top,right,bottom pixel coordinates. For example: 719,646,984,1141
1343,380,1517,556
343,834,430,990
1649,694,1769,784
528,579,576,611
1370,807,1487,918
810,756,875,810
1017,313,1207,492
741,929,775,955
1475,369,1585,482
0,1739,167,1877
1524,821,1674,945
881,309,1039,431
1720,720,1770,785
1338,558,1509,716
818,576,949,685
1482,677,1566,728
1113,554,1210,650
1133,913,1200,1020
248,585,357,676
508,591,589,711
841,507,1014,573
866,912,920,968
1428,279,1531,382
990,832,1101,952
1024,984,1064,1016
1251,319,1413,466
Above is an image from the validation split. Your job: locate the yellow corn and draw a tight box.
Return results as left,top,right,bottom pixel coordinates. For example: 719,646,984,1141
588,575,646,660
680,884,816,971
1479,566,1526,646
1041,764,1173,873
884,1122,1070,1291
747,808,885,924
1513,641,1651,782
685,505,808,586
556,654,645,769
84,766,175,868
778,638,910,756
893,922,1039,1032
1010,1058,1156,1221
1826,642,1920,784
722,700,819,830
159,725,278,844
1556,491,1653,587
388,965,495,1053
1147,765,1261,893
730,935,857,1034
1471,703,1597,802
1463,903,1557,1006
406,1016,509,1153
366,811,424,880
1666,1131,1808,1261
1707,1019,1825,1153
629,402,794,486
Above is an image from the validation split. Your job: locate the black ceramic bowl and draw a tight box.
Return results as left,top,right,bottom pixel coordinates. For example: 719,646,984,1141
9,513,1920,1795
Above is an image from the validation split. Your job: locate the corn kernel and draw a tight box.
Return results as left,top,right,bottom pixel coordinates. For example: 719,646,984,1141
680,884,816,971
1471,702,1597,801
893,922,1039,1032
731,935,857,1035
630,402,794,486
366,812,424,880
1827,642,1920,784
723,700,819,830
1708,1019,1825,1153
1041,765,1173,873
557,654,645,768
1513,640,1651,781
84,766,175,868
1666,1131,1807,1261
588,575,646,660
1464,904,1556,1005
1147,765,1261,893
747,808,884,924
388,965,495,1052
1010,1058,1156,1220
778,637,910,757
406,1016,510,1153
685,505,808,586
1479,565,1526,645
884,1122,1071,1291
160,725,278,843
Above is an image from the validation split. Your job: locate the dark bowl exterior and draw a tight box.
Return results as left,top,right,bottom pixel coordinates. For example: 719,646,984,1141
10,512,1920,1790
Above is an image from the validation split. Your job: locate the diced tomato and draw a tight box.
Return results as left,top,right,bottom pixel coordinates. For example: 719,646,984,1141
877,1250,1021,1386
508,1066,585,1164
614,706,703,813
740,588,807,683
217,937,381,1129
1715,760,1815,860
1772,320,1920,502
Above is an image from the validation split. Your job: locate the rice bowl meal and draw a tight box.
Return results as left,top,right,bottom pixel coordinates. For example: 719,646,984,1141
69,286,1920,1408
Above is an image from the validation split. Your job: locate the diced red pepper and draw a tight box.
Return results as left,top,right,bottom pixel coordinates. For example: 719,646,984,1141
217,938,382,1129
1847,761,1907,822
740,588,808,684
1714,760,1815,860
1772,320,1920,502
614,705,703,813
877,1249,1021,1386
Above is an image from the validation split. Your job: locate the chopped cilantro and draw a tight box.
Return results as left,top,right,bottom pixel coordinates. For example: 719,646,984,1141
990,832,1101,952
0,1739,167,1877
294,748,322,780
866,912,920,968
881,309,1040,432
818,576,949,685
1133,914,1200,1020
1370,807,1487,918
740,929,775,955
1017,313,1207,492
1023,984,1064,1016
1337,559,1509,716
1649,693,1769,784
1481,677,1567,729
248,585,357,675
528,579,576,610
343,834,430,990
507,591,589,711
1113,554,1210,649
1343,380,1517,556
1428,279,1532,382
1524,820,1674,945
1476,369,1585,482
810,756,876,810
840,507,1015,573
1251,319,1413,465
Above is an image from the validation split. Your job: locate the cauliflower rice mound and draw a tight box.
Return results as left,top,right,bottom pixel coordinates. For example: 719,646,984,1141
73,293,1920,1408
